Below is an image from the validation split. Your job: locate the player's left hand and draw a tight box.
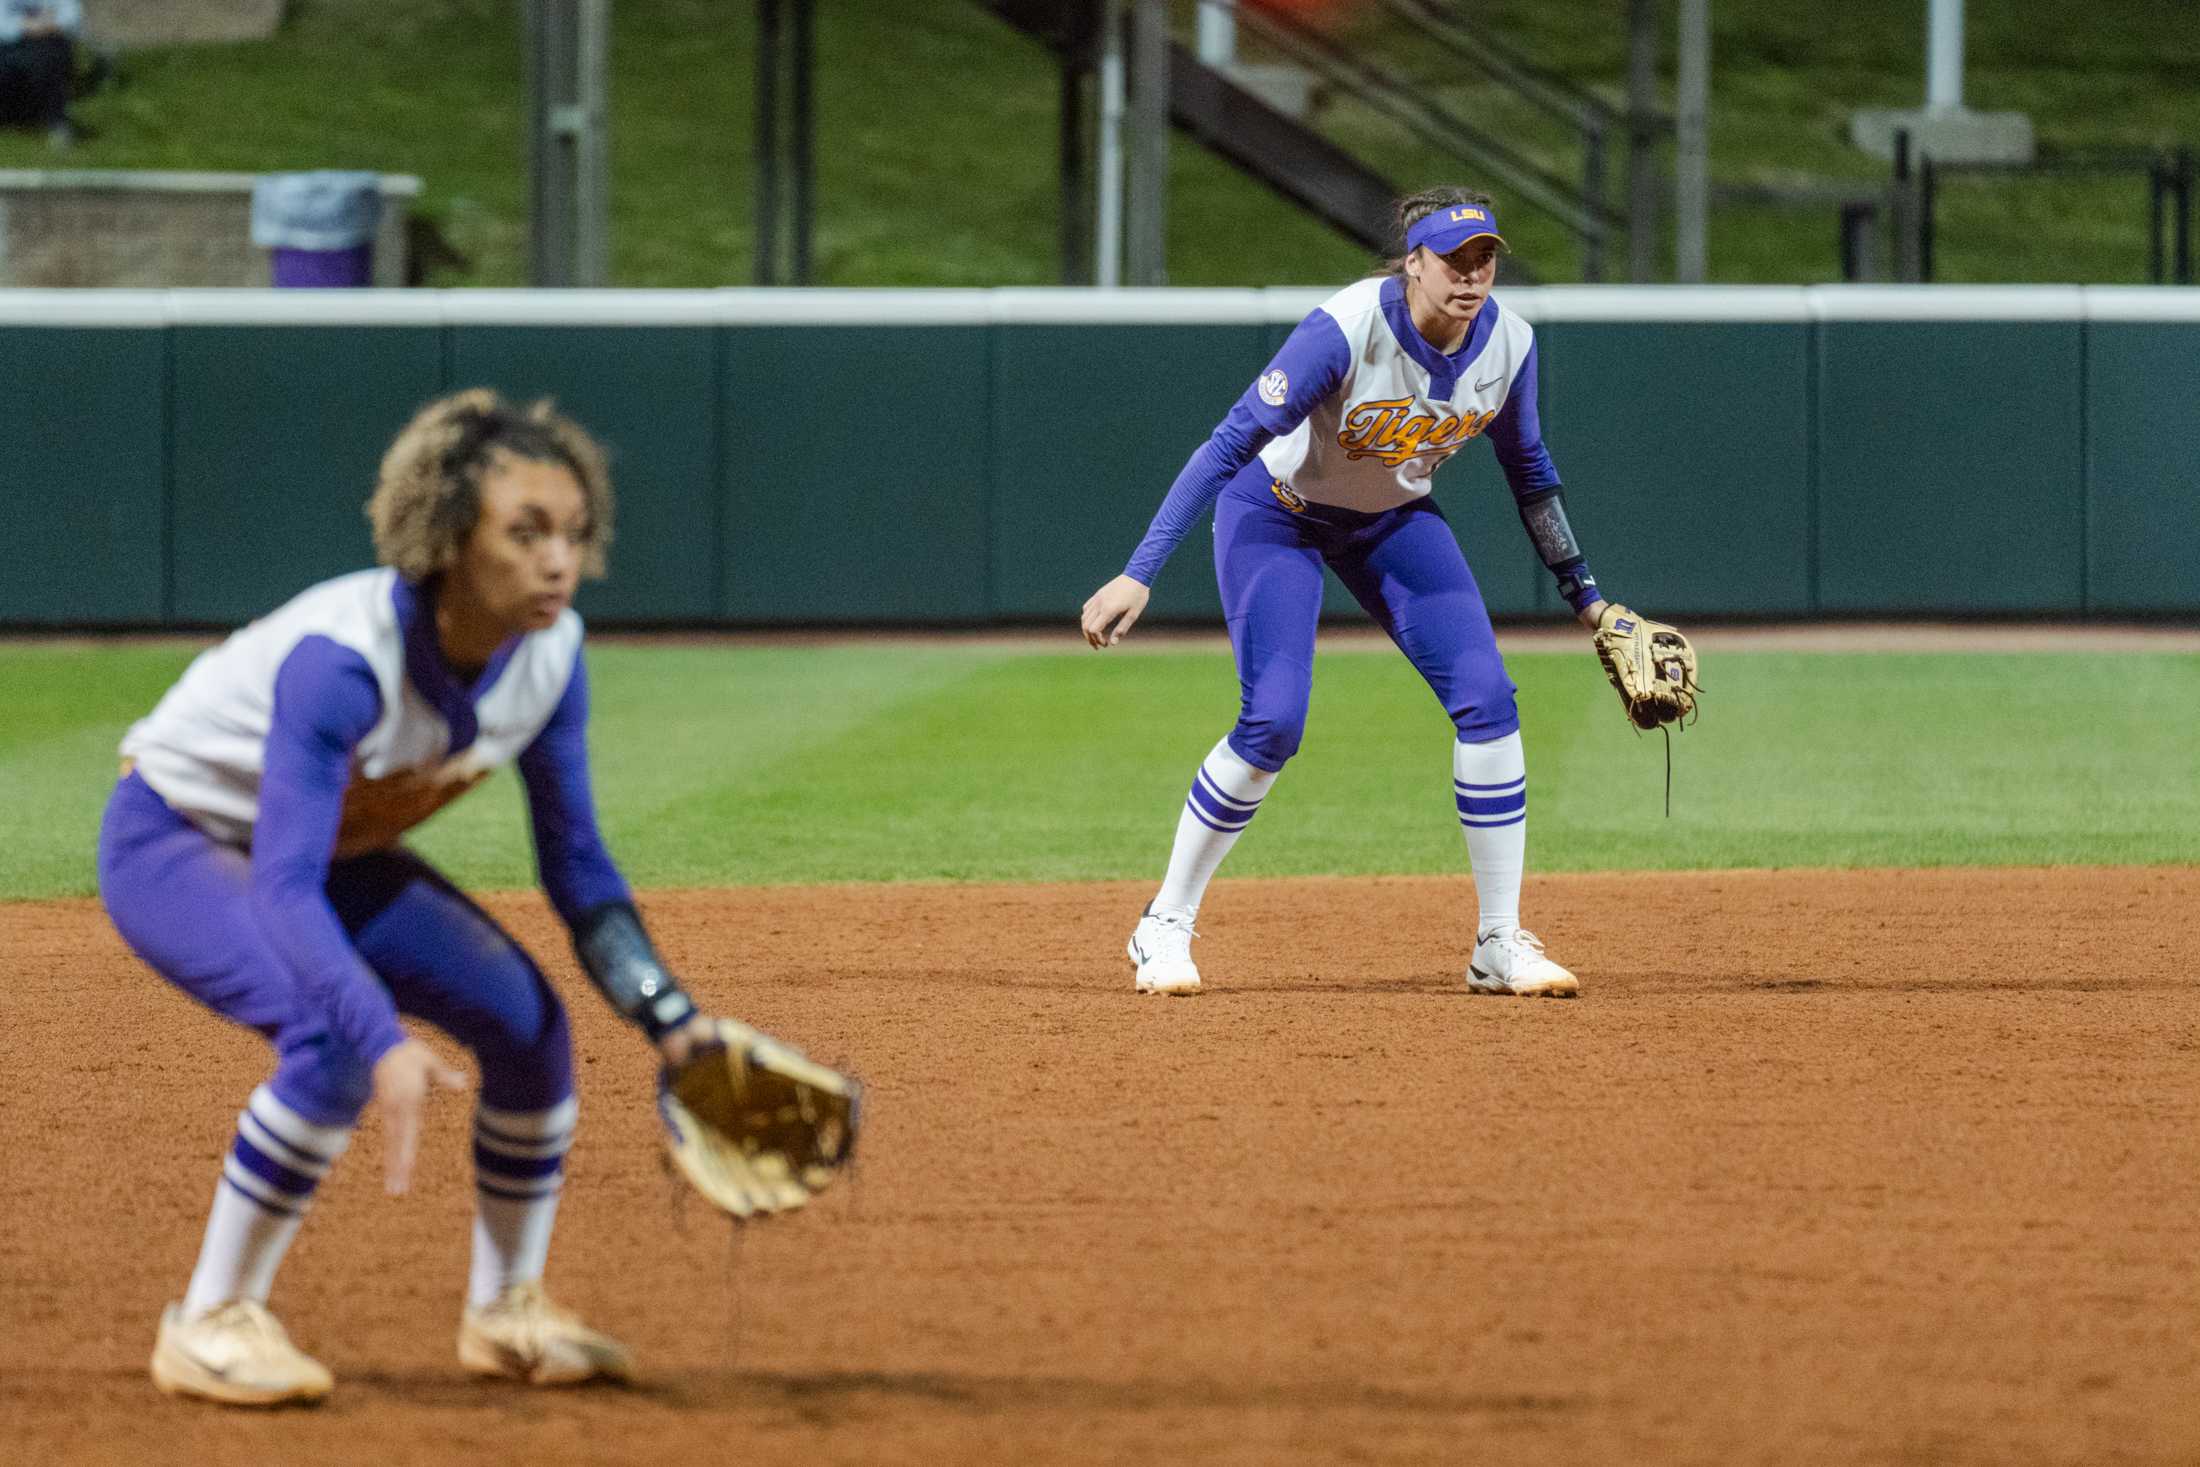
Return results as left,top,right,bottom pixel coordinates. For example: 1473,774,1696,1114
653,1012,719,1068
1081,575,1151,649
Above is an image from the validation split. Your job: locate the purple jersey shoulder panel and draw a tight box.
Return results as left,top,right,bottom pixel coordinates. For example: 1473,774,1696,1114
1245,307,1353,434
253,635,409,1065
1123,308,1351,586
516,645,633,929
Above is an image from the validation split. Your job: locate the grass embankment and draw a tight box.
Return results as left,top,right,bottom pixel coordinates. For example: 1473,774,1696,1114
5,641,2194,899
0,0,2190,285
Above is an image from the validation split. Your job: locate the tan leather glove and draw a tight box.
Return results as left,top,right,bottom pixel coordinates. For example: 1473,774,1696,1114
659,1019,860,1219
1591,603,1700,731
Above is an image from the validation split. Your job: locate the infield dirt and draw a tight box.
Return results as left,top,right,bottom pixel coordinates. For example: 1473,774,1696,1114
5,867,2196,1466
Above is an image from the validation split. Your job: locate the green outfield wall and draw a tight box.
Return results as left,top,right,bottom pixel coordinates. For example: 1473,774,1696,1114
3,286,2195,627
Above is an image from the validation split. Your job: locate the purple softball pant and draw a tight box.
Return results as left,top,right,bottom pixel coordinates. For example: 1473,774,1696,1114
1214,463,1519,771
97,772,573,1128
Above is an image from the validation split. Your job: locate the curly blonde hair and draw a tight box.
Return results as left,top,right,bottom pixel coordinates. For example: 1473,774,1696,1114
366,389,614,581
1381,185,1505,276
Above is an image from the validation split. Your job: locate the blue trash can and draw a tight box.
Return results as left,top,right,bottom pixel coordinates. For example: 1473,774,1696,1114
251,171,384,287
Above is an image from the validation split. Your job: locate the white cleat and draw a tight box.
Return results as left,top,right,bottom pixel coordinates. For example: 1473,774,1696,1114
150,1300,334,1407
459,1281,633,1386
1467,926,1580,998
1127,904,1202,996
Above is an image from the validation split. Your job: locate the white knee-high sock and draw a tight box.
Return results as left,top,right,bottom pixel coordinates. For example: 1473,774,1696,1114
182,1084,352,1319
1454,731,1528,938
1153,738,1280,915
468,1096,576,1308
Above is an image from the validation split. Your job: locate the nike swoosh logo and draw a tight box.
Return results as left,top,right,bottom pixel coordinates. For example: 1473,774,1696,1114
1474,374,1503,392
1130,939,1149,963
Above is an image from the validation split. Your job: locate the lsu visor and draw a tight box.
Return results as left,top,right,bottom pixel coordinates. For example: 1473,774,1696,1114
1406,203,1507,257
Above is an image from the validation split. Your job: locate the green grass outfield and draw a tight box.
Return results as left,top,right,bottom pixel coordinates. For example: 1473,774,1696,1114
4,640,2194,901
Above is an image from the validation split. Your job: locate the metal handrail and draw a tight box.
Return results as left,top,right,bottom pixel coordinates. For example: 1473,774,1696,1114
1373,0,1639,136
1222,1,1620,244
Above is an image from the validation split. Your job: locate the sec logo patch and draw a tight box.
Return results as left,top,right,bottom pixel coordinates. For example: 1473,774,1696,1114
1258,369,1289,406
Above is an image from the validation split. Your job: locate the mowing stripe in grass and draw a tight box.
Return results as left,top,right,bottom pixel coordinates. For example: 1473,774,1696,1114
3,644,2193,899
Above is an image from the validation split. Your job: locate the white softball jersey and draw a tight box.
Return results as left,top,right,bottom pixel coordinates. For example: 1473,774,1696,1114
121,568,582,846
1257,275,1538,512
1123,275,1559,585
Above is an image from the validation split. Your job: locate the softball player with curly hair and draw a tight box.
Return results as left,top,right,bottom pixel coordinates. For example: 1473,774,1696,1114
98,391,727,1404
1084,187,1625,1000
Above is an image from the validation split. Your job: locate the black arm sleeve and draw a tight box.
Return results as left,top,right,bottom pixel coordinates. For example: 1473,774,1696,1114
572,901,699,1041
1514,484,1601,612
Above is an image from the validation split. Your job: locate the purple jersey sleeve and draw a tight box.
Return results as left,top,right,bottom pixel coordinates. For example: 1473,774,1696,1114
253,636,409,1066
1486,339,1561,497
516,647,633,930
1486,340,1602,613
1123,308,1351,586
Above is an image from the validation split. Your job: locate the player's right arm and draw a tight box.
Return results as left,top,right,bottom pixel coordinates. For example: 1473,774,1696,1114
1082,308,1350,648
251,637,467,1193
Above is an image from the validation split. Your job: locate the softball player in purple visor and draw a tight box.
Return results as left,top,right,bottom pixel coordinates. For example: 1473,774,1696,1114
98,392,725,1404
1083,187,1615,1000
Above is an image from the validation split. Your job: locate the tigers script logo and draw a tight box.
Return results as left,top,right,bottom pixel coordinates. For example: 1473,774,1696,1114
1336,397,1498,466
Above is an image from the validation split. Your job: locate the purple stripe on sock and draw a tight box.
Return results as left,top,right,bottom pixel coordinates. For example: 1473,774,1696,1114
473,1143,569,1181
1454,778,1526,791
1189,780,1258,828
1184,799,1247,835
221,1174,304,1219
1456,790,1527,817
1194,768,1261,813
241,1112,329,1175
477,1177,563,1204
1459,811,1527,828
232,1134,320,1200
248,1094,341,1165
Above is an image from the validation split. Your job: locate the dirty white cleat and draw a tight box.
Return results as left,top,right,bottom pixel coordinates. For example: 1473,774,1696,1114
1127,903,1202,996
150,1299,334,1406
1467,926,1580,998
458,1282,633,1385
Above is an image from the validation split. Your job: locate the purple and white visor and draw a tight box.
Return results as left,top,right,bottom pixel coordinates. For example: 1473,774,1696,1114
1405,203,1507,256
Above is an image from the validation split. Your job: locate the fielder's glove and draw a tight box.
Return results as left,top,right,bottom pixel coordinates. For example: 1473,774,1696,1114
659,1019,860,1220
1591,602,1700,731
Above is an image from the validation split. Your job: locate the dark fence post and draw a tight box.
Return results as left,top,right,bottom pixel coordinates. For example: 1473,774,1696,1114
752,0,815,285
2149,152,2167,284
1919,153,1937,283
790,0,814,284
1060,55,1090,283
1582,120,1607,282
1839,201,1878,282
754,0,780,284
1891,128,1918,282
2178,146,2195,285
